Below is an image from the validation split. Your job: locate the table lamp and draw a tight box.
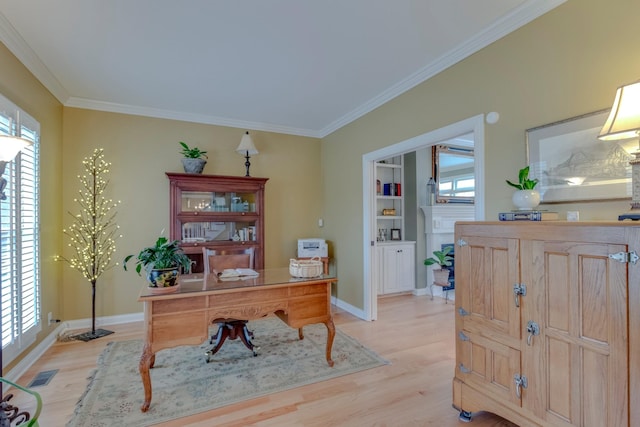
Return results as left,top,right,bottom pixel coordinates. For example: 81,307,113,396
598,80,640,220
236,131,259,177
0,134,32,199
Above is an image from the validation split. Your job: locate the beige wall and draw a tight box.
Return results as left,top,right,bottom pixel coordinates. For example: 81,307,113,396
0,43,64,370
60,108,323,320
1,0,639,366
322,0,640,308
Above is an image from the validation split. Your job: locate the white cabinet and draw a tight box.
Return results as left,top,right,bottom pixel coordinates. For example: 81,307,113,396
377,242,415,294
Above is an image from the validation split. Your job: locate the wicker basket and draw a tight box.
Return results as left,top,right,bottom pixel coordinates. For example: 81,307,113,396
289,257,323,278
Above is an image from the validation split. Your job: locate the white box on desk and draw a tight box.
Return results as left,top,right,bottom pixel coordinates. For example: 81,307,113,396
297,238,328,258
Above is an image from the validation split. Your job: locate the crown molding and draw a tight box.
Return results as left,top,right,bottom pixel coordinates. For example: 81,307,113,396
0,1,565,139
0,11,69,104
65,97,322,138
318,0,567,138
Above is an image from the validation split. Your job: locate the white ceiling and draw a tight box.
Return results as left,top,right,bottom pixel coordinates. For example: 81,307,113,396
0,1,564,138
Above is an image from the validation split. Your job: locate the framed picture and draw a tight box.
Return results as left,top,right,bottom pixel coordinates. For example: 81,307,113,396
390,228,401,241
526,109,634,203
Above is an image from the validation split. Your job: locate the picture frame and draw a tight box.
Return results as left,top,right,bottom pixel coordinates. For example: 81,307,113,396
390,228,401,241
526,109,634,204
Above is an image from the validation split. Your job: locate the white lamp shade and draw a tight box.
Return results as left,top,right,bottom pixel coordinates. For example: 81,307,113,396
236,131,259,156
598,81,640,141
0,135,33,162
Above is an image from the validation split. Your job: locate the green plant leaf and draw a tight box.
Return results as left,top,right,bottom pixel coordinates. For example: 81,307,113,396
507,166,538,190
506,179,523,190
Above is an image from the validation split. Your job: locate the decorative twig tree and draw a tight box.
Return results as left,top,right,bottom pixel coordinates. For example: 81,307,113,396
57,148,122,341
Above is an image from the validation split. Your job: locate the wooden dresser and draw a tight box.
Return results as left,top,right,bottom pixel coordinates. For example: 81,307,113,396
453,221,640,426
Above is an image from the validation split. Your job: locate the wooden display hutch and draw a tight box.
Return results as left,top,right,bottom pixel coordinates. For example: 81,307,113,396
166,173,268,273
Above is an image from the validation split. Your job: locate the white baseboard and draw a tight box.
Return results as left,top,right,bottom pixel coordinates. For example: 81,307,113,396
5,312,144,384
6,300,367,386
62,312,143,332
331,296,366,320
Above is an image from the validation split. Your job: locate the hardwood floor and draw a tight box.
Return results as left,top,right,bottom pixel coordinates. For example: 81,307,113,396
10,294,516,426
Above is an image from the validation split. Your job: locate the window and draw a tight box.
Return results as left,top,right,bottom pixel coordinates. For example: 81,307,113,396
0,94,40,364
439,175,475,198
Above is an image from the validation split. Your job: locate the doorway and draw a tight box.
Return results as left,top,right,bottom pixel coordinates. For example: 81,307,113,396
361,115,486,320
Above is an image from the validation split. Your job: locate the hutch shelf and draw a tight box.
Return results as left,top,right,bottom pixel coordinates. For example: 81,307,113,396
166,173,268,273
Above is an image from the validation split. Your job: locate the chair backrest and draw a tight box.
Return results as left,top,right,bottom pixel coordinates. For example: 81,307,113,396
202,247,255,274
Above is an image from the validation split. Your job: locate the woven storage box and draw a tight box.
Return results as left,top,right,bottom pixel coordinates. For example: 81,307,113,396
289,257,323,278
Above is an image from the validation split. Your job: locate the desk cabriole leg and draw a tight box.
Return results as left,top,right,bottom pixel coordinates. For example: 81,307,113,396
139,342,154,412
324,318,335,367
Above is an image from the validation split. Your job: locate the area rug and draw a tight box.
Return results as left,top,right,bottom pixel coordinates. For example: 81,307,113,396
66,317,388,426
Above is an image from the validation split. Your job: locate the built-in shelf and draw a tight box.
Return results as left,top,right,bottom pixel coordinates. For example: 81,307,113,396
375,156,404,242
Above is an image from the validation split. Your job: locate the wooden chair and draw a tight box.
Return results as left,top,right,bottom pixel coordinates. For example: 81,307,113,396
201,247,258,362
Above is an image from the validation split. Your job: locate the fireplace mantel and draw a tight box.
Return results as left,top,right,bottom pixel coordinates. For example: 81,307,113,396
420,205,475,234
420,204,475,300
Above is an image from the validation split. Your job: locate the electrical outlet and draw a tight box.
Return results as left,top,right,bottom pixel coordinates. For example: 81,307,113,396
48,312,53,326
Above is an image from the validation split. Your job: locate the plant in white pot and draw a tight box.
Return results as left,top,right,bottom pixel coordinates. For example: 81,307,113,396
424,246,454,285
179,141,208,174
123,236,192,294
506,166,540,210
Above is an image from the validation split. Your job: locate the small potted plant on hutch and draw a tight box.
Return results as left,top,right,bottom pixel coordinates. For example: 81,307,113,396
424,246,454,285
506,165,540,210
179,141,208,174
123,236,192,294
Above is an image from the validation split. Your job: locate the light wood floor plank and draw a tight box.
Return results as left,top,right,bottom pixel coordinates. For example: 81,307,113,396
8,294,516,426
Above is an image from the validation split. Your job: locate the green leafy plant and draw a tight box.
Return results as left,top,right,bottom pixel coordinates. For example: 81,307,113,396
123,236,192,276
506,166,538,190
424,246,454,268
179,141,208,159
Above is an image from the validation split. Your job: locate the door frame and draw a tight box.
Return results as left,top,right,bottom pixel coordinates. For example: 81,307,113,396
362,114,486,320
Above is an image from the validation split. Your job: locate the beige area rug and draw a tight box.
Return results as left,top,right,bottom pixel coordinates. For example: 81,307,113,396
66,317,388,427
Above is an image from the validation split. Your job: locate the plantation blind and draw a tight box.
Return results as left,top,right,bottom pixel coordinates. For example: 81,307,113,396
0,93,41,365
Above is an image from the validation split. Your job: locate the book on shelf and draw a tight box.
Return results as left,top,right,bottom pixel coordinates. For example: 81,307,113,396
498,210,559,221
213,268,259,281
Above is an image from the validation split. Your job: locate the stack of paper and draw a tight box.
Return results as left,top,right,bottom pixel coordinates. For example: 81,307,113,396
216,268,259,280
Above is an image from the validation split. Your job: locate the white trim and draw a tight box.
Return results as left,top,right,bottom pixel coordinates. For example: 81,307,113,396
319,0,566,137
362,115,486,321
0,2,565,138
64,98,323,139
4,323,64,384
3,297,368,383
4,312,143,384
413,287,429,297
62,312,144,332
2,298,370,384
0,12,69,103
331,296,366,320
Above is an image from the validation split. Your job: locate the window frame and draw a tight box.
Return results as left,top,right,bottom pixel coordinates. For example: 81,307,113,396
0,94,41,365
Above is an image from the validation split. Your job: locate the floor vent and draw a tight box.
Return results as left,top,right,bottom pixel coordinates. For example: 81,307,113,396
27,369,58,387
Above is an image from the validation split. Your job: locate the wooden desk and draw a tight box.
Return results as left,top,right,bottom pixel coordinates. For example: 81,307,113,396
137,268,337,412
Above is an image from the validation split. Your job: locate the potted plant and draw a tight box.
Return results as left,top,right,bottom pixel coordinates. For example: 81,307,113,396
506,166,540,210
123,236,192,293
424,246,454,285
179,141,208,174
